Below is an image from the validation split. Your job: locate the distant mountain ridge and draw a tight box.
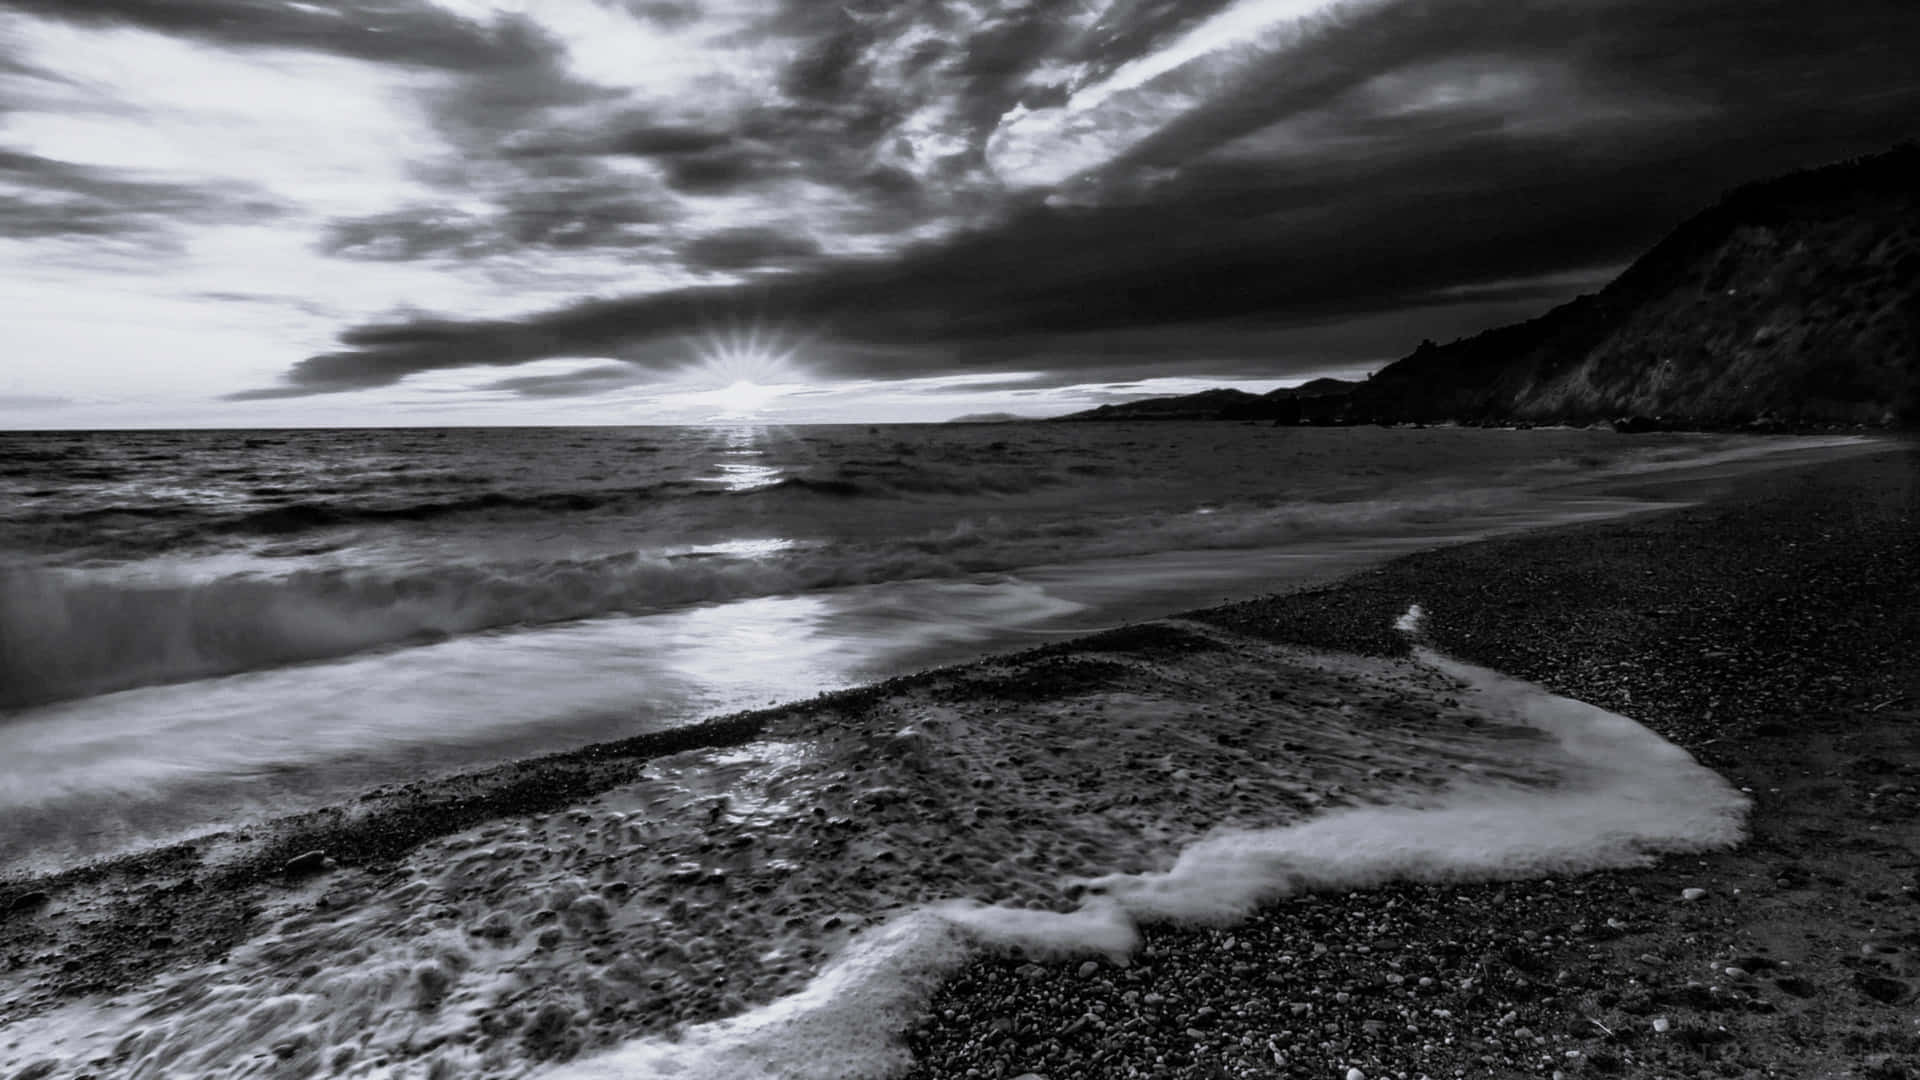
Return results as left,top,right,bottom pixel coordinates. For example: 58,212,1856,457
944,412,1031,423
1055,379,1356,423
1057,145,1920,428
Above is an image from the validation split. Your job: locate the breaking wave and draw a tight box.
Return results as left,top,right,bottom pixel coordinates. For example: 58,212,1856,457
9,465,1084,557
0,488,1545,709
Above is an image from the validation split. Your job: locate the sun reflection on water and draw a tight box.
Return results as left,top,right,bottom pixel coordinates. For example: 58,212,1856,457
711,460,784,490
671,537,800,559
702,425,786,490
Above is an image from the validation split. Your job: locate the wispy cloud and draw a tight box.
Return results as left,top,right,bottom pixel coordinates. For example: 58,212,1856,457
3,0,553,71
0,148,281,245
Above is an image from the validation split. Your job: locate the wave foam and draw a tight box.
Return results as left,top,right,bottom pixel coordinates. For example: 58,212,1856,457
0,611,1747,1080
550,613,1746,1080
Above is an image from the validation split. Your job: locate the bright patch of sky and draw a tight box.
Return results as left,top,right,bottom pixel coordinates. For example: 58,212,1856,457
989,0,1360,187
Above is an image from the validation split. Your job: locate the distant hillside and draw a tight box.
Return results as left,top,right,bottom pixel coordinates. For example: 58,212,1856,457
1055,147,1920,429
1285,377,1360,398
944,412,1031,423
1351,145,1920,428
1054,379,1357,422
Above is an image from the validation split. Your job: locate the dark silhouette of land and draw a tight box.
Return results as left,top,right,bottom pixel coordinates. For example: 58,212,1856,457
1055,379,1356,424
1057,146,1920,430
944,412,1032,424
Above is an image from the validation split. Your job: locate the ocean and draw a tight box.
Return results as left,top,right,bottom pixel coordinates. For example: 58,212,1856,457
0,423,1872,871
0,424,1880,1079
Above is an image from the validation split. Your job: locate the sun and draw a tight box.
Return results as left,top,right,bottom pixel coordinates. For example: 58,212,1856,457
692,378,783,416
678,321,810,418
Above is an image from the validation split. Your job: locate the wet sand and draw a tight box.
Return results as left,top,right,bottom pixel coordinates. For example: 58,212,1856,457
2,443,1915,1079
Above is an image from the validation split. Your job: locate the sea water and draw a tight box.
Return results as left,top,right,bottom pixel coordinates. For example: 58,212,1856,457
0,606,1750,1080
0,423,1871,870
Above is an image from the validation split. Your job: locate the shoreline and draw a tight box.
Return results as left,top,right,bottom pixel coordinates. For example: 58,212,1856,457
2,445,1915,1078
907,445,1920,1080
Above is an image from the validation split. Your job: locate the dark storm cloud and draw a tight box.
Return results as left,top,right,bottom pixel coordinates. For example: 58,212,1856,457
482,364,648,398
500,124,788,196
593,1,700,29
327,41,684,263
0,148,280,244
941,4,1079,138
418,25,606,148
1098,0,1920,182
239,0,1920,399
0,0,551,71
779,14,877,103
280,3,655,261
320,170,676,262
682,227,821,272
232,148,1651,399
316,0,1090,273
601,125,734,159
757,0,1083,158
228,291,727,398
319,207,489,262
659,144,788,195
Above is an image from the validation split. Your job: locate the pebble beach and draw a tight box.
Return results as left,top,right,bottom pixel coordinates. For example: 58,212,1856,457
905,445,1920,1080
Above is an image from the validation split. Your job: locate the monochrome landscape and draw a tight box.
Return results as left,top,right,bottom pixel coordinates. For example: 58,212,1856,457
2,1,1918,1078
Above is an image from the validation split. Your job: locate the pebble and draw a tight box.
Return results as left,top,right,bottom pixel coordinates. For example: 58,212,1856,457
1680,887,1707,902
471,911,514,941
283,850,330,878
1652,1017,1671,1033
1345,1068,1367,1080
1077,961,1100,979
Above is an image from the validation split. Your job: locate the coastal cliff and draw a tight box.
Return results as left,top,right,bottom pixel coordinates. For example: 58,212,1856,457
1059,146,1920,429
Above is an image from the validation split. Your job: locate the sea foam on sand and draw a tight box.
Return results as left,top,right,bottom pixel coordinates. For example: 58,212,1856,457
547,607,1747,1080
0,611,1745,1080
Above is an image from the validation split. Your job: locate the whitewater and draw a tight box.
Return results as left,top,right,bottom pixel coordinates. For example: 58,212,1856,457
0,423,1873,870
0,603,1751,1080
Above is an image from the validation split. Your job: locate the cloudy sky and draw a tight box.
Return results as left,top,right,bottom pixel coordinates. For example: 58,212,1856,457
1,0,1914,426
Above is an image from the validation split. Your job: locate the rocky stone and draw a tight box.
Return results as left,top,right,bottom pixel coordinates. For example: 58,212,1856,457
1854,974,1910,1004
472,911,514,941
1773,975,1817,998
283,850,331,878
